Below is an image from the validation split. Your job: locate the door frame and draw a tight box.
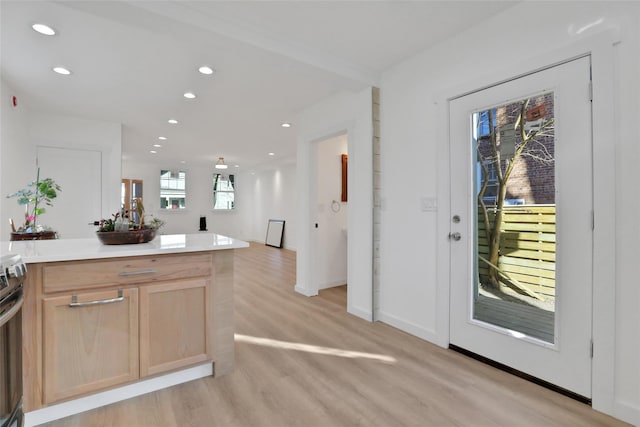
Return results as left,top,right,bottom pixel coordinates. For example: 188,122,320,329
435,31,616,413
295,88,375,322
309,131,350,296
297,124,372,321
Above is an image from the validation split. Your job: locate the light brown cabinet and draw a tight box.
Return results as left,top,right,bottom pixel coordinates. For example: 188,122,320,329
22,250,235,412
139,279,210,377
42,288,139,404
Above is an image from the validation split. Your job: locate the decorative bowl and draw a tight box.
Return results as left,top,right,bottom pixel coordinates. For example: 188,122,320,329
96,229,156,245
10,231,58,241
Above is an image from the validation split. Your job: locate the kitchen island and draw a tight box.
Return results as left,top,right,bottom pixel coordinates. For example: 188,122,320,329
1,233,248,427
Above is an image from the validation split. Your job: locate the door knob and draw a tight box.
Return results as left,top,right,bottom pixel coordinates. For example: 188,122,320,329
449,232,461,241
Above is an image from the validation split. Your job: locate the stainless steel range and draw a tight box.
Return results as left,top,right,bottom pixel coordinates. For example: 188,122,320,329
0,254,25,427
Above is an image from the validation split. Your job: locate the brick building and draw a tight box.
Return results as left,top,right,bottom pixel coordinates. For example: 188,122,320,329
476,93,555,205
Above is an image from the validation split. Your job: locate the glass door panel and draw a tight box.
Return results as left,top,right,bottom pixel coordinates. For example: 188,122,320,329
472,93,556,343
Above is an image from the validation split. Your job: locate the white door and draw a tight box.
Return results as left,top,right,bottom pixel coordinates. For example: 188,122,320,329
37,146,102,239
449,56,593,398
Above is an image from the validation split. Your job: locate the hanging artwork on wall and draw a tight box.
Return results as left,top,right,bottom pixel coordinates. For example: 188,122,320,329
341,154,348,202
265,219,285,248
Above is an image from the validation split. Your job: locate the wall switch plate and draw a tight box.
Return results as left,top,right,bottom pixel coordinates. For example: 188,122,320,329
421,197,437,212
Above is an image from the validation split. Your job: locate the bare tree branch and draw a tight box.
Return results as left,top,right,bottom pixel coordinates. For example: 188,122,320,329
477,96,555,291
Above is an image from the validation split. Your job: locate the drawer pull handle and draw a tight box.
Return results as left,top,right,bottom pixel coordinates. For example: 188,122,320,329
69,289,124,308
118,269,157,276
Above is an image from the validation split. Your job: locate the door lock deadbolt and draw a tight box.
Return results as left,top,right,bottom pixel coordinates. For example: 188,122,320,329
452,215,461,223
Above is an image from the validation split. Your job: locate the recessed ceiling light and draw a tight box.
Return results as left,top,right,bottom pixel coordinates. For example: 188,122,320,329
183,92,196,99
150,150,158,154
168,119,178,124
281,123,291,128
153,144,162,148
268,152,275,156
234,165,239,168
52,67,71,75
32,23,56,36
158,136,167,140
198,66,215,75
181,160,187,164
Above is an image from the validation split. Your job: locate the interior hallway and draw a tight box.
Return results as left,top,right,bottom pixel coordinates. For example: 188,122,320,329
43,242,627,426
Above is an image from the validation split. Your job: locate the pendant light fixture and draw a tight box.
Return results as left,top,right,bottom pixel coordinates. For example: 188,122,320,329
215,157,228,169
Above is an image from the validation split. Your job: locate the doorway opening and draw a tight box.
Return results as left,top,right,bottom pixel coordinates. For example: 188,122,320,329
313,133,349,310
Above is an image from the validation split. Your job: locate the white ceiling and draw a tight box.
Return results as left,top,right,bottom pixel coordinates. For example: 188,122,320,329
1,1,515,171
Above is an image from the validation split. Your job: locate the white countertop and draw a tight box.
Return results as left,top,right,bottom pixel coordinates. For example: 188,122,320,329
0,233,249,264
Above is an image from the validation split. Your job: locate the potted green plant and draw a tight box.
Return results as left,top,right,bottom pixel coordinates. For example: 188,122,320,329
96,198,164,245
6,168,61,240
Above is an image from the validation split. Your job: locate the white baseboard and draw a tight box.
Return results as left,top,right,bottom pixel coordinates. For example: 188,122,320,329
347,304,372,322
614,399,640,426
318,279,347,290
295,281,345,296
377,311,443,347
24,363,213,427
294,284,318,297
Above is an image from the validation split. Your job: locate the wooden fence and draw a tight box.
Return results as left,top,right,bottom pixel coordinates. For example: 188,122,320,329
478,205,556,299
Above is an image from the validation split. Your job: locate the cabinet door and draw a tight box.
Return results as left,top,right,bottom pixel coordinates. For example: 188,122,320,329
43,288,139,403
140,279,210,377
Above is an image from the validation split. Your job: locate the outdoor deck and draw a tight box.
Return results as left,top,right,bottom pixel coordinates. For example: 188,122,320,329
474,294,555,343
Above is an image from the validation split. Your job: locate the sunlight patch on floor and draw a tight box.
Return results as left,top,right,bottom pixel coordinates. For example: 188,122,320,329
235,334,397,364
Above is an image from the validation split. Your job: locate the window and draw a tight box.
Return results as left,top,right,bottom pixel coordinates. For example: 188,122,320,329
477,109,497,137
160,170,186,209
121,178,143,213
213,174,235,210
476,160,499,206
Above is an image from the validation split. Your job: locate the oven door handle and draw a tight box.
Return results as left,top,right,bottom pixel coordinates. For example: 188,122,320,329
0,288,23,328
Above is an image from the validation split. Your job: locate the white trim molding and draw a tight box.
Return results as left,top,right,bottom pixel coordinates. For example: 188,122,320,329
24,364,213,427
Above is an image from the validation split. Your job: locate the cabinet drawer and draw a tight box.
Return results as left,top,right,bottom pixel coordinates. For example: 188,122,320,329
43,253,212,293
43,288,139,404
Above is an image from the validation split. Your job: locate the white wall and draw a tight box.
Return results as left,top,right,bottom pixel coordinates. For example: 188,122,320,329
122,159,297,248
378,2,639,424
314,134,348,289
296,88,373,321
0,80,33,241
0,87,122,240
30,112,121,237
123,160,235,237
239,163,297,250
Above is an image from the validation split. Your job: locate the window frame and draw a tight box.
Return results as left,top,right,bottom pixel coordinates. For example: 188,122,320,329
213,173,235,210
160,169,187,210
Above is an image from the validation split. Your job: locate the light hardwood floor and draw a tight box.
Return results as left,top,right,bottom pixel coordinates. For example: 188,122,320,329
43,243,627,427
